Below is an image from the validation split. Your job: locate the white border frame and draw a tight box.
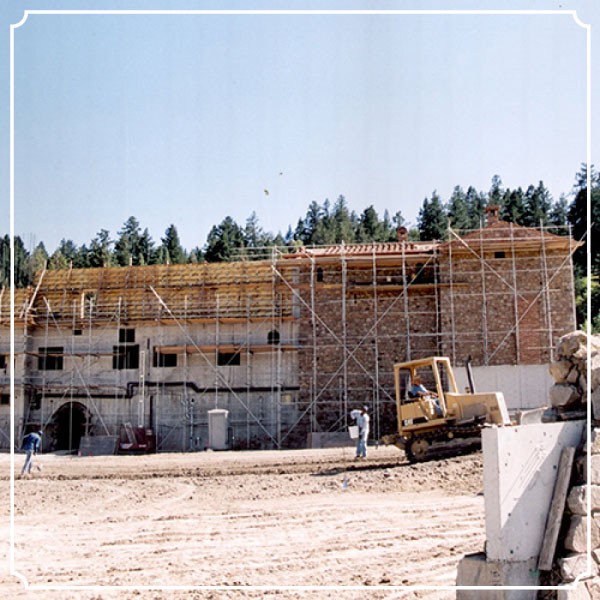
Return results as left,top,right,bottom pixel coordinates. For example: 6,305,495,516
8,8,592,594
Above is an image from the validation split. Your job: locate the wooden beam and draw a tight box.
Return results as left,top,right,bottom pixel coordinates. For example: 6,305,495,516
537,446,576,571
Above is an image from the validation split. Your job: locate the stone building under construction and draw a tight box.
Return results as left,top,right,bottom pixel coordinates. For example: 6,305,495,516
0,212,581,452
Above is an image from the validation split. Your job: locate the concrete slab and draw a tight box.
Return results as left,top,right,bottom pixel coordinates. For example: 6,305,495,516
454,364,553,410
482,421,585,562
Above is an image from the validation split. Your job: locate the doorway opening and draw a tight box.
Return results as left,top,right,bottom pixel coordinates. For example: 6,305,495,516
50,401,90,452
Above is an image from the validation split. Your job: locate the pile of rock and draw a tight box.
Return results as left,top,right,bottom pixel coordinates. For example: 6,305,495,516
545,331,600,598
556,429,600,599
548,331,600,421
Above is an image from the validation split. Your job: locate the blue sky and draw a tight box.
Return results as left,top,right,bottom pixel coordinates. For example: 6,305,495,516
2,1,598,253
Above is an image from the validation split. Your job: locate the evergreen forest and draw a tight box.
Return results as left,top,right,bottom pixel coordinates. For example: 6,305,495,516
2,166,598,331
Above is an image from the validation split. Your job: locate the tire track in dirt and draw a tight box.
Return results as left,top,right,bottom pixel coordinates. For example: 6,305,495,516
4,448,485,593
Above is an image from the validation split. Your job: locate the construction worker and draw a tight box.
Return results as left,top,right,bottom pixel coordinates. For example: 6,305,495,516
410,376,443,417
20,429,42,477
354,405,370,459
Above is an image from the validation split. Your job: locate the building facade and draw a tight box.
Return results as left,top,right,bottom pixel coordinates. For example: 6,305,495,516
0,218,580,452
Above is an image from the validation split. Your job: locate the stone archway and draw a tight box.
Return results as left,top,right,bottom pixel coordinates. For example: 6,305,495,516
50,401,90,452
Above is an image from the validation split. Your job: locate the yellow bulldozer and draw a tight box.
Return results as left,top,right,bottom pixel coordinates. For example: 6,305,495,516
381,356,510,462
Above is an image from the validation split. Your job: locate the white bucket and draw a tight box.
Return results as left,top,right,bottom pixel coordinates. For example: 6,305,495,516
348,425,359,439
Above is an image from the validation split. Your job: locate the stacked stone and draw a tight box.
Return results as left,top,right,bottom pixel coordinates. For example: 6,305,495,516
556,429,600,599
547,332,600,598
548,331,600,421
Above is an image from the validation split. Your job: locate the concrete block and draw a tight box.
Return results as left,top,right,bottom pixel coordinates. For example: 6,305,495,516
456,553,538,600
482,421,585,562
559,554,596,582
454,364,552,411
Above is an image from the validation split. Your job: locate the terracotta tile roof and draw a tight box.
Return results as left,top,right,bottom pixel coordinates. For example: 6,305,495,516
284,241,437,258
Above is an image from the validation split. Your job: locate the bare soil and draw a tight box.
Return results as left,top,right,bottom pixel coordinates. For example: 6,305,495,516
0,445,485,599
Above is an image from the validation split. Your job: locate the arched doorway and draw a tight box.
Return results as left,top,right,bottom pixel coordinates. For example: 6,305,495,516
50,402,90,452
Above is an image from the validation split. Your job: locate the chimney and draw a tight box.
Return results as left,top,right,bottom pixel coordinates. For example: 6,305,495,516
396,226,408,242
485,205,500,226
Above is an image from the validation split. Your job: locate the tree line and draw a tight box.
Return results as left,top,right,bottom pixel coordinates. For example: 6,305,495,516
1,165,598,329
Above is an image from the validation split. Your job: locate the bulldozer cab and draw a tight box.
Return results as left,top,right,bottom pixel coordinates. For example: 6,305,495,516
385,356,510,461
394,357,458,433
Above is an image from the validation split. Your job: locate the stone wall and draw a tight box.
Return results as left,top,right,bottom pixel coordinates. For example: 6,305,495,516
554,429,600,599
294,260,439,439
544,332,600,599
438,249,576,368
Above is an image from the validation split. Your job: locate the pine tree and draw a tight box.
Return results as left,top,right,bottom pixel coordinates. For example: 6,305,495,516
523,181,552,227
356,205,384,242
48,249,69,270
500,188,526,224
114,216,153,266
417,192,447,240
138,228,156,265
568,164,600,330
332,196,356,243
161,224,186,264
488,175,504,206
447,186,470,231
56,239,80,267
204,217,244,262
549,195,569,230
88,230,113,268
466,186,487,229
28,242,48,280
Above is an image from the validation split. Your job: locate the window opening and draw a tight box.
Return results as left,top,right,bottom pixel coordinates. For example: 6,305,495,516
113,345,140,370
267,330,280,345
217,352,241,366
119,328,135,343
153,348,177,368
38,347,64,371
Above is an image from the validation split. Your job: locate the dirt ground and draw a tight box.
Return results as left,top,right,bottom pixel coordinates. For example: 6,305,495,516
0,445,486,599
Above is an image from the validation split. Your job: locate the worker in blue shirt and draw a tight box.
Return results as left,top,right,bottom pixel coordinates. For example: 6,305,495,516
410,376,443,417
20,429,42,477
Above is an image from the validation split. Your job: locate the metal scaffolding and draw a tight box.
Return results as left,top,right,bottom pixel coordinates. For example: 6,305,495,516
1,221,583,451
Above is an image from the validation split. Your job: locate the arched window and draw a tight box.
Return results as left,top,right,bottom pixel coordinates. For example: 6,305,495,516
267,330,280,345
